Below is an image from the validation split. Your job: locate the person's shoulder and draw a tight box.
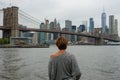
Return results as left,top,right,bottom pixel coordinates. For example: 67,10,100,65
50,52,59,58
50,53,56,58
66,51,74,57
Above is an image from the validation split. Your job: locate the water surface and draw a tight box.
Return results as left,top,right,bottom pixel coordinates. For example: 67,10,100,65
0,45,120,80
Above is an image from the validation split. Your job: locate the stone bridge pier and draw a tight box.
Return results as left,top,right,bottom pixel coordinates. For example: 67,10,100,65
95,37,104,45
3,6,19,39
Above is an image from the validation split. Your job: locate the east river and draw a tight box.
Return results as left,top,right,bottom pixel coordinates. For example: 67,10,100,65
0,45,120,80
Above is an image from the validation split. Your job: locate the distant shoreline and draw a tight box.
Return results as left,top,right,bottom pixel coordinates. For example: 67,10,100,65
0,44,119,48
70,44,120,46
0,45,49,48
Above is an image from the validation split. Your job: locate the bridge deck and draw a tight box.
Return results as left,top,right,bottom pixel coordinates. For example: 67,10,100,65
0,26,119,42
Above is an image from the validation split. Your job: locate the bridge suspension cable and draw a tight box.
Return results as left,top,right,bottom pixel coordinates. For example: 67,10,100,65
19,12,40,25
19,10,41,22
19,10,41,24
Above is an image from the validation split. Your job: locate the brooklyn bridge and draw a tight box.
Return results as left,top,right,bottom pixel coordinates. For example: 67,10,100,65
0,6,119,45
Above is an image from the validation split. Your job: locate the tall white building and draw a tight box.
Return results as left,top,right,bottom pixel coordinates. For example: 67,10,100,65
65,20,72,31
109,15,118,36
32,32,38,45
114,19,118,35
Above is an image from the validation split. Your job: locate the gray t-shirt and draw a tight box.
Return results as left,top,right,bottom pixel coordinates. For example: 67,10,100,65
48,51,81,80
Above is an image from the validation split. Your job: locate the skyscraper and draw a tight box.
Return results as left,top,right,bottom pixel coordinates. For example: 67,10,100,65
38,23,46,44
89,18,94,33
57,22,61,30
101,11,107,33
114,19,118,35
45,19,49,42
54,19,60,39
65,20,72,41
54,18,57,29
82,21,88,32
49,22,54,41
71,25,77,42
109,15,114,34
78,25,86,32
49,19,61,42
33,32,38,45
65,20,72,31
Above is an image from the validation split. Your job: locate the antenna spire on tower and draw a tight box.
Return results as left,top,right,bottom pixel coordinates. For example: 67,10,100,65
103,6,105,13
9,0,12,7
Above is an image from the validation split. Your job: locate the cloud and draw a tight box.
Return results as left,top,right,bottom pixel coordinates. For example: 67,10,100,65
0,0,120,35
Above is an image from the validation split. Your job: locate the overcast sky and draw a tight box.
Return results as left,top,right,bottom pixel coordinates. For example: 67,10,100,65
0,0,120,36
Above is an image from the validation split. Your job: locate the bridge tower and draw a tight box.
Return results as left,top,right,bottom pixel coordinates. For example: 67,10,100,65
95,37,104,45
3,6,19,39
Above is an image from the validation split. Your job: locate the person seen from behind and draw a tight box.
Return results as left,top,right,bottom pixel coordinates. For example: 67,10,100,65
48,36,81,80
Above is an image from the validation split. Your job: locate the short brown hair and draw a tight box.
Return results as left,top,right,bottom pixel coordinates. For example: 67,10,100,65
56,36,68,50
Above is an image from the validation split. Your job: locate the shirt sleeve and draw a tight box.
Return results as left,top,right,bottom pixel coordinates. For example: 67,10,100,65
48,58,56,80
71,55,82,80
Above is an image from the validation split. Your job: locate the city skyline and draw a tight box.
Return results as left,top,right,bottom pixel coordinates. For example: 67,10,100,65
0,0,120,36
0,6,119,45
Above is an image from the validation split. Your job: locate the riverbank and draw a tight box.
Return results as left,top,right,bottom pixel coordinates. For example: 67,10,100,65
0,45,49,48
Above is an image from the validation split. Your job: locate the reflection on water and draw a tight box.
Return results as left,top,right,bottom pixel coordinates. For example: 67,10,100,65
0,49,25,80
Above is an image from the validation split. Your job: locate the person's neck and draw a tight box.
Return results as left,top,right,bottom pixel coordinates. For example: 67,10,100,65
58,49,66,54
51,49,66,58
